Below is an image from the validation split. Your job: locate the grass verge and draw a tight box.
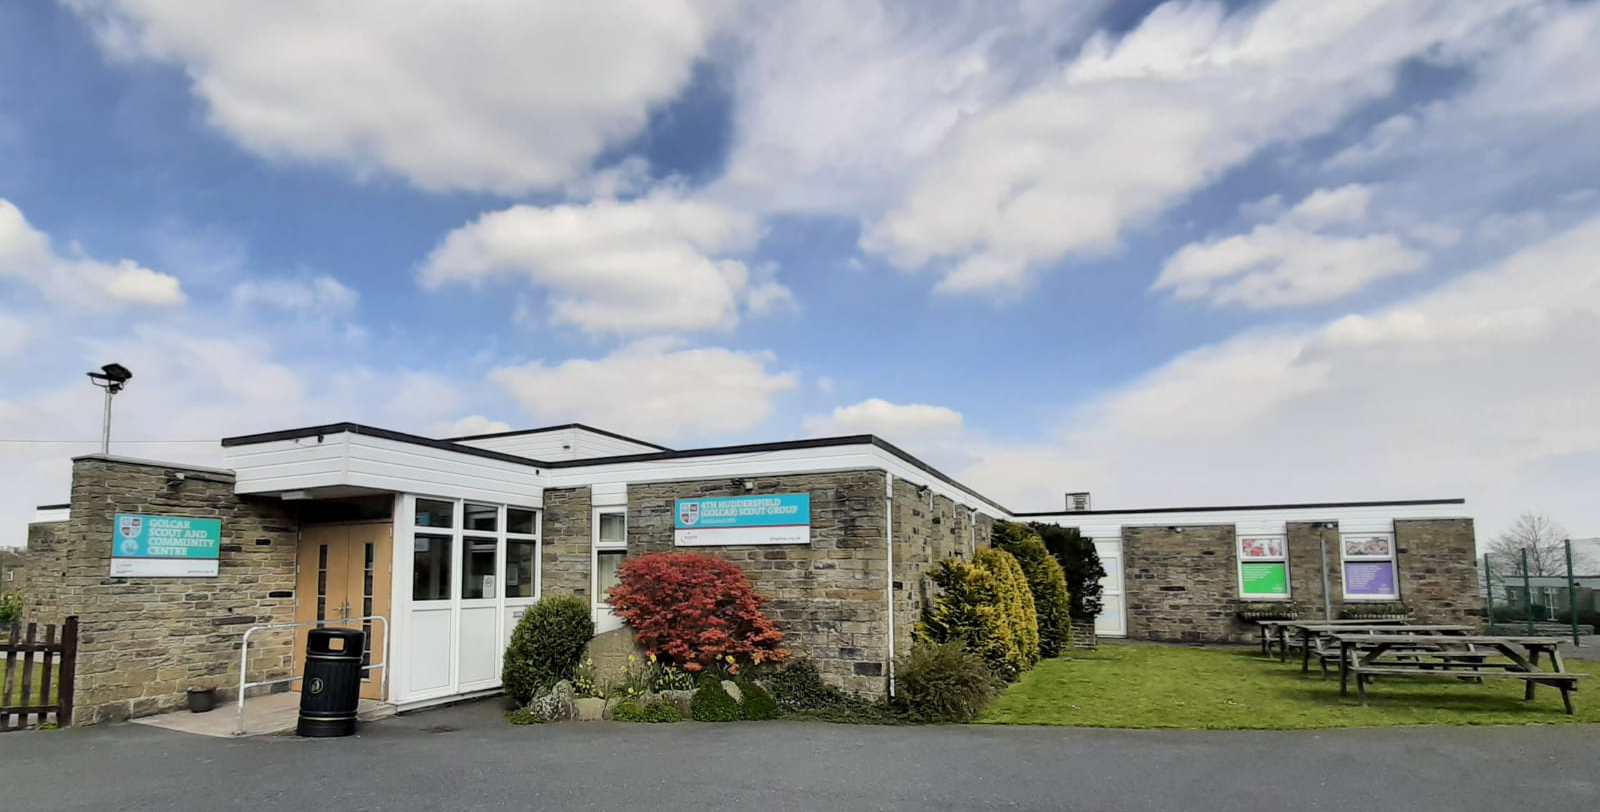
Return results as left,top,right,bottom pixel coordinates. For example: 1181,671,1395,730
979,642,1597,728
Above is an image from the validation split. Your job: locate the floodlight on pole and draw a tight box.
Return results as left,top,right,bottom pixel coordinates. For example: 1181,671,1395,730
86,363,132,454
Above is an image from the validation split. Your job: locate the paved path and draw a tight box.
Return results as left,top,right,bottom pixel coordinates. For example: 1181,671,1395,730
1,701,1594,812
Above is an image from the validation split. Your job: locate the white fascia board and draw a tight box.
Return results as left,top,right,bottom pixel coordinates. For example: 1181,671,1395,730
547,443,1003,517
1025,501,1470,533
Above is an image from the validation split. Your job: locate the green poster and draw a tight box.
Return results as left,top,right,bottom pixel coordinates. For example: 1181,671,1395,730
1240,562,1288,595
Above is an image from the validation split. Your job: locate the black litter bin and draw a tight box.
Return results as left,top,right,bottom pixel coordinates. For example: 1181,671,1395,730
297,627,366,737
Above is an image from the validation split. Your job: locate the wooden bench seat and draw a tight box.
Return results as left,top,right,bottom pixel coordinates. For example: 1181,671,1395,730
1348,666,1582,713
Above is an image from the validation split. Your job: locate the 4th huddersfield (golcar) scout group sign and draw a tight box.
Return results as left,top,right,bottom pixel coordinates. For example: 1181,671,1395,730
111,513,222,577
673,494,810,546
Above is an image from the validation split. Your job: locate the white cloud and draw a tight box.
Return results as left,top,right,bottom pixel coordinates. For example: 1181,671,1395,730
962,212,1600,537
804,398,964,441
66,0,744,194
1154,185,1428,308
441,415,513,438
489,338,797,439
420,191,787,335
0,198,185,307
862,0,1532,293
713,0,1101,214
231,274,358,315
0,313,30,358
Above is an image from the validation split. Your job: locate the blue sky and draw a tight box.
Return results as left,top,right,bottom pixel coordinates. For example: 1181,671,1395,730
3,0,1599,542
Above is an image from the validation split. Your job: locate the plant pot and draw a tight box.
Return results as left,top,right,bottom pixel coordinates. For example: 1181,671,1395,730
186,687,218,714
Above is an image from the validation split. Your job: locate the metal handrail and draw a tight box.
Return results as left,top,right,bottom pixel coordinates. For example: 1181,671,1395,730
235,615,389,736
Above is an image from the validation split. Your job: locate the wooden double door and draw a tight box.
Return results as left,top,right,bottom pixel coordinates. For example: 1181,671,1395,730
295,522,392,700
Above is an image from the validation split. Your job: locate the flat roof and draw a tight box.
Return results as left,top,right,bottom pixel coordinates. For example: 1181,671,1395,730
446,423,672,452
1012,498,1466,517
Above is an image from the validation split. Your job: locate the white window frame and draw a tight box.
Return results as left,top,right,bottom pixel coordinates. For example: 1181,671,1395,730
394,494,542,704
1236,534,1291,601
1339,531,1400,601
591,509,627,630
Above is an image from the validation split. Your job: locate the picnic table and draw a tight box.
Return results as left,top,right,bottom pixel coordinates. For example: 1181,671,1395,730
1256,619,1408,660
1293,623,1473,675
1331,633,1582,714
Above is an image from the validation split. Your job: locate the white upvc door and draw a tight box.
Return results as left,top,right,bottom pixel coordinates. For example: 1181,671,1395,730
1094,539,1127,638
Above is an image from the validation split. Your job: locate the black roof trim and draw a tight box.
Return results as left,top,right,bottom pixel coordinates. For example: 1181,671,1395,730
446,423,672,452
35,503,69,510
1012,498,1467,518
542,435,1012,514
220,423,548,469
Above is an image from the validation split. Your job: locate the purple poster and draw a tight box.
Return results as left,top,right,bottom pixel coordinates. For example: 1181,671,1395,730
1344,561,1397,597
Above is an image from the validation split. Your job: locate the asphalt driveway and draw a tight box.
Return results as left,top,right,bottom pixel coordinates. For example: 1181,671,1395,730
1,701,1594,812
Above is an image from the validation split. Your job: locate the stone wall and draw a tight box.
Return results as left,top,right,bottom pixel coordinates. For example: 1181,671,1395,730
621,471,892,696
1122,524,1242,642
1395,519,1480,626
20,522,63,616
890,479,991,666
1119,518,1480,643
541,486,592,598
29,456,299,724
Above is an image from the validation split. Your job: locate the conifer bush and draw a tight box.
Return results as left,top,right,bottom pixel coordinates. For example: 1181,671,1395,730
994,529,1073,657
975,548,1040,670
690,673,743,721
893,639,999,723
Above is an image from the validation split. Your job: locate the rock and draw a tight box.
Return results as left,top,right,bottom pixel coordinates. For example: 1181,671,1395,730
721,680,743,704
658,689,694,716
529,681,575,721
573,697,607,722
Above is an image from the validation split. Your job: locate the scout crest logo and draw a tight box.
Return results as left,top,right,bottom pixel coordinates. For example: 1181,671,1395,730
678,501,700,526
118,515,143,555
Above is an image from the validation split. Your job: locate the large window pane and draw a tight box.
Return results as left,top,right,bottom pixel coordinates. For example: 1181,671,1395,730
462,536,497,599
412,534,451,601
507,508,536,535
597,550,625,602
599,513,626,544
465,503,498,532
415,499,454,529
505,540,538,599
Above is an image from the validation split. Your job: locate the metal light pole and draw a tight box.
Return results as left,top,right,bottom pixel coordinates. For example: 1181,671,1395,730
86,363,132,454
1566,539,1580,646
1521,548,1534,635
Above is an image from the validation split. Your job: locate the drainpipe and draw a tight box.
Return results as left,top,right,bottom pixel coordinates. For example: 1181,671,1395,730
885,474,895,698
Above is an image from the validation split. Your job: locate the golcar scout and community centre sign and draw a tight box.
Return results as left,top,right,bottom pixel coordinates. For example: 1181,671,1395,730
673,494,811,546
111,513,223,577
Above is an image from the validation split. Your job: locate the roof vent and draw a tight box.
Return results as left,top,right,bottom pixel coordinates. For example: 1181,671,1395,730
1065,492,1091,512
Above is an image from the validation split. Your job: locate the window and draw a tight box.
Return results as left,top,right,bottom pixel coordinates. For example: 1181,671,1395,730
505,540,538,599
594,511,627,624
464,503,498,532
1237,535,1290,599
414,499,454,529
412,534,451,600
1341,532,1398,600
507,508,537,535
461,536,497,599
599,513,625,545
596,550,626,601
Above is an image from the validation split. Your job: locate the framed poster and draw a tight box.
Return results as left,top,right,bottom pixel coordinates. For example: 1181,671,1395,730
1342,534,1393,557
1340,532,1398,599
1239,536,1286,559
1240,562,1289,596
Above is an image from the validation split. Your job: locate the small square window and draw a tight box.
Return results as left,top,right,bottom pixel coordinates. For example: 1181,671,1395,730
507,508,537,535
598,513,626,545
415,499,454,529
464,503,498,532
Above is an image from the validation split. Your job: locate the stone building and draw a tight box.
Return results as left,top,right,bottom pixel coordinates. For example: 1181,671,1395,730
21,421,1476,724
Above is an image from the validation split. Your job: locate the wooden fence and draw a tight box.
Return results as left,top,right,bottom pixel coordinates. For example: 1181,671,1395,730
1,616,78,731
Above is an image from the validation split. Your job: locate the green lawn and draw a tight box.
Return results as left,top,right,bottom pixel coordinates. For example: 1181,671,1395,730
979,642,1598,729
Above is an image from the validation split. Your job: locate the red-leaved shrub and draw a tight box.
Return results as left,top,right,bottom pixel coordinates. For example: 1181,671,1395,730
606,551,787,673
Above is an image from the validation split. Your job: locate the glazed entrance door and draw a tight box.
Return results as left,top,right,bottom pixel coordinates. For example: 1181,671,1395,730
295,522,392,700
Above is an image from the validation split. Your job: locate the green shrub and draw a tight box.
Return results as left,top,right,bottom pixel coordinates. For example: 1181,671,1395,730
1030,523,1105,621
995,534,1072,658
768,659,853,712
613,697,682,723
736,679,780,720
893,640,998,723
976,548,1039,669
0,590,22,624
690,674,742,722
918,558,1014,679
506,708,542,725
502,594,595,705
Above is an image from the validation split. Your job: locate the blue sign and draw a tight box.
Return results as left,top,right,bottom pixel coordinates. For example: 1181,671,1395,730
673,495,811,547
114,513,222,559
